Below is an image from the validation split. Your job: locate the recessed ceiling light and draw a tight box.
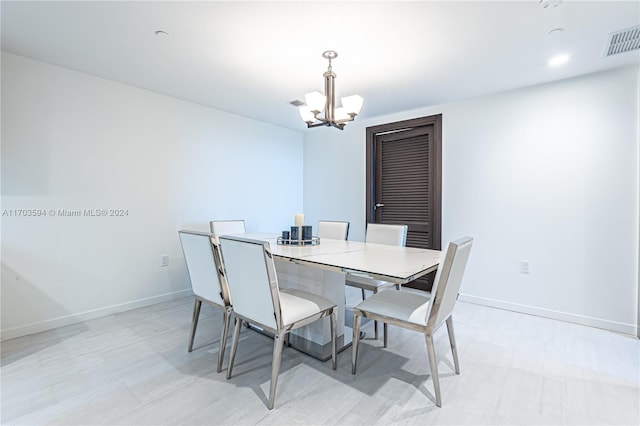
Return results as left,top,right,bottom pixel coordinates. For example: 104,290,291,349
548,54,570,67
155,30,169,38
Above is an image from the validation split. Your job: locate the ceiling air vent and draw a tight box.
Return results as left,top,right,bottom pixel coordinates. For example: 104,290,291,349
603,26,640,57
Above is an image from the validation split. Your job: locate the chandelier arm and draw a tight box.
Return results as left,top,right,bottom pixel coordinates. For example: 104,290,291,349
306,121,345,130
310,111,328,125
333,113,357,125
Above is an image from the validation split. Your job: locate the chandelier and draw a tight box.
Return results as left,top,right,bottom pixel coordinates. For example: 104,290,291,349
298,51,363,130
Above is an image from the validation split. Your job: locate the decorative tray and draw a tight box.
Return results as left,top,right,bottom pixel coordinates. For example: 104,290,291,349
277,236,321,246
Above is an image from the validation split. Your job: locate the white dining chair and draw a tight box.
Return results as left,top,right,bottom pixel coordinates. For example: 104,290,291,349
317,220,350,240
178,230,232,373
219,235,337,410
209,220,246,236
345,223,408,344
351,237,473,407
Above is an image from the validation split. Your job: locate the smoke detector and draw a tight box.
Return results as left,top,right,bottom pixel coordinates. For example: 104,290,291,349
603,26,640,57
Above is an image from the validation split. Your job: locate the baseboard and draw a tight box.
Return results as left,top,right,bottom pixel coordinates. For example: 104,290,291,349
0,289,193,341
458,293,638,337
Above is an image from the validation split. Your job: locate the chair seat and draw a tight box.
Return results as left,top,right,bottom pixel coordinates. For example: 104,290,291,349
355,290,431,327
345,274,396,292
280,288,336,326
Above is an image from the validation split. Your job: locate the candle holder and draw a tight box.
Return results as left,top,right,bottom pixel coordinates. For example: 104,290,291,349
277,236,320,246
278,223,318,245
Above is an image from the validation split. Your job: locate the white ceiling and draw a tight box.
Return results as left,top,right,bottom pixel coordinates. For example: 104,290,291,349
2,1,639,131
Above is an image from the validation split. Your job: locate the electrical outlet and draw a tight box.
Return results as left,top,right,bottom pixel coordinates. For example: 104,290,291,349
520,260,530,274
161,255,169,267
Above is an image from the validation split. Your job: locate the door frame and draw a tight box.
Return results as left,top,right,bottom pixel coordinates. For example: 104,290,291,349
365,114,443,249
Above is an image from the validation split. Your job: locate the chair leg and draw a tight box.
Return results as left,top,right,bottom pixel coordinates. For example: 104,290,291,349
188,299,202,352
268,333,286,410
381,286,398,347
351,313,361,374
330,309,337,370
361,288,366,300
446,316,460,375
373,288,379,341
425,333,442,407
226,317,242,380
217,307,232,373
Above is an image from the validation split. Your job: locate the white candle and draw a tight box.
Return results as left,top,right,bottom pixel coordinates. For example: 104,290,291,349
294,213,304,226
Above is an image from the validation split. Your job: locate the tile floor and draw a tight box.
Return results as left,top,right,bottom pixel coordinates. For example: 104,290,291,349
1,290,638,425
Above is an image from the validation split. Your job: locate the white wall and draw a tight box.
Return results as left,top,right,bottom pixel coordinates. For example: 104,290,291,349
1,53,304,340
3,53,637,340
304,66,639,335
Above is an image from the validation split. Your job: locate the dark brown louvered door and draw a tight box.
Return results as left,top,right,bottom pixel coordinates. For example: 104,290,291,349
376,127,433,243
366,115,442,291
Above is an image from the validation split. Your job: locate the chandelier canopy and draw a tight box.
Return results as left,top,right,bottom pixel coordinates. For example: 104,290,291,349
298,51,363,130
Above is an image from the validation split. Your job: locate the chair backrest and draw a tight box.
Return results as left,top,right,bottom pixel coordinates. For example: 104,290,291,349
210,220,246,236
178,230,230,307
425,237,473,330
365,223,408,247
317,220,350,240
218,235,281,331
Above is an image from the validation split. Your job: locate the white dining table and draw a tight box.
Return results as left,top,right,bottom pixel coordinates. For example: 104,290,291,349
237,233,441,360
